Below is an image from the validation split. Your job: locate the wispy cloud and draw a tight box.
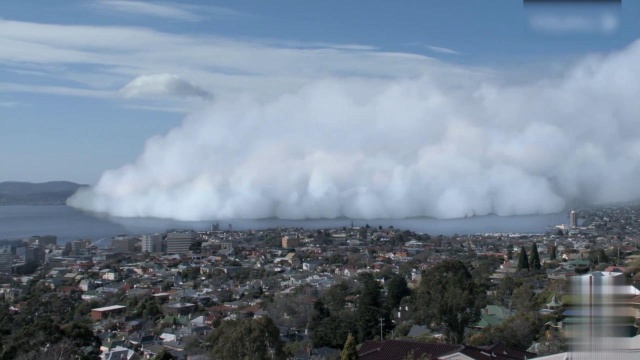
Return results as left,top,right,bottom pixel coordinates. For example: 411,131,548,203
407,42,461,55
0,19,487,112
0,82,113,99
91,1,248,22
426,45,460,55
124,103,193,113
0,101,20,108
529,13,619,34
93,0,202,21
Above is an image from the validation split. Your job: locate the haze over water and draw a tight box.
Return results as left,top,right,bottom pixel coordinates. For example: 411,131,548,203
0,205,568,245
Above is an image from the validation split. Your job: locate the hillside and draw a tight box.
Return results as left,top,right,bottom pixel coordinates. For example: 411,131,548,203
0,181,86,205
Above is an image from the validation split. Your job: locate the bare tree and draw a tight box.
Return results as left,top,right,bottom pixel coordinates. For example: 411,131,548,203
14,339,77,360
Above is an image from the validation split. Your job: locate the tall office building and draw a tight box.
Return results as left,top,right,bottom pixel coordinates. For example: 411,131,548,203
166,230,197,254
570,210,578,228
111,235,137,253
27,235,57,247
24,246,45,264
71,239,92,255
281,236,300,249
141,233,162,253
0,247,12,274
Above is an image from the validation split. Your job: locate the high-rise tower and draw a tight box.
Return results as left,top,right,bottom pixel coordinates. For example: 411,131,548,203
570,210,578,228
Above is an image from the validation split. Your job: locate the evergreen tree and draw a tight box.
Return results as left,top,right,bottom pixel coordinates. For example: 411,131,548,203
413,260,482,344
341,333,357,360
310,285,358,348
550,245,557,261
517,246,530,271
208,317,285,360
386,274,410,309
529,243,541,271
154,350,177,360
309,299,333,347
355,273,385,342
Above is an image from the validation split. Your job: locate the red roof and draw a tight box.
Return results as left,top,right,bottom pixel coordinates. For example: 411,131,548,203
604,266,626,273
358,340,536,360
358,340,462,360
476,343,537,359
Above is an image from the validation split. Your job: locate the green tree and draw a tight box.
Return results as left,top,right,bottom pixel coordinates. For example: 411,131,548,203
208,317,285,360
154,349,177,360
494,276,521,312
535,330,568,356
517,246,530,271
485,314,540,351
413,260,482,344
341,333,357,360
323,282,351,314
529,243,541,271
355,273,388,342
511,284,536,314
588,249,609,265
386,274,410,309
309,299,332,346
63,322,102,359
549,245,557,261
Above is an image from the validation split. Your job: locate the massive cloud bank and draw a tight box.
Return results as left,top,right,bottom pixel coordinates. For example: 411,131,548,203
68,41,640,220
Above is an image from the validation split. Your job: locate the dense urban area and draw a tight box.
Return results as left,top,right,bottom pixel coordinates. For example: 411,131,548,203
2,204,640,360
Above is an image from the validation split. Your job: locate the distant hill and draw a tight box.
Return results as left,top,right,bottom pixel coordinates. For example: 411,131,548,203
0,181,86,205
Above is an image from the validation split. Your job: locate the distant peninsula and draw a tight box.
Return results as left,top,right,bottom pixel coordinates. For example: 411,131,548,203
0,181,86,205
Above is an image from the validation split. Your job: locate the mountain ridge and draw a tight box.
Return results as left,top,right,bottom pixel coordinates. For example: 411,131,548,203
0,181,86,205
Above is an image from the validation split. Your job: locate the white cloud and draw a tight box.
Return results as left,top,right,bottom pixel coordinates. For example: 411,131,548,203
406,42,460,55
0,82,113,98
124,103,192,113
67,40,640,221
0,101,19,107
0,19,485,107
425,45,460,55
93,0,201,21
91,1,249,21
120,73,211,99
1,9,636,221
529,13,619,34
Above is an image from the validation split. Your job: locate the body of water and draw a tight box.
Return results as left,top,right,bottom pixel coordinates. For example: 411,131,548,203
0,205,568,244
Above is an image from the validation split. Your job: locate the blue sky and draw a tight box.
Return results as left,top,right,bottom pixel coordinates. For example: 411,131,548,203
1,0,638,184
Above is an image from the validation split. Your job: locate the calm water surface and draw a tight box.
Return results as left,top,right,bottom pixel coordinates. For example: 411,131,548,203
0,205,568,244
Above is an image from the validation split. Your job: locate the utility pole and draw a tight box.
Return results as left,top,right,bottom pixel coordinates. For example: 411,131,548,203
379,317,384,340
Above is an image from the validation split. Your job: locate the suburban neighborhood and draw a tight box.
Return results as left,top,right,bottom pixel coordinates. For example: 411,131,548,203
2,205,640,359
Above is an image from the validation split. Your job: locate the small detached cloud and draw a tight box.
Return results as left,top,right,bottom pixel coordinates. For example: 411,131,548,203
119,74,212,100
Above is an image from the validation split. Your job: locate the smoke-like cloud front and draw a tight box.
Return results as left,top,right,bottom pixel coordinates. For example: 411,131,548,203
68,40,640,221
